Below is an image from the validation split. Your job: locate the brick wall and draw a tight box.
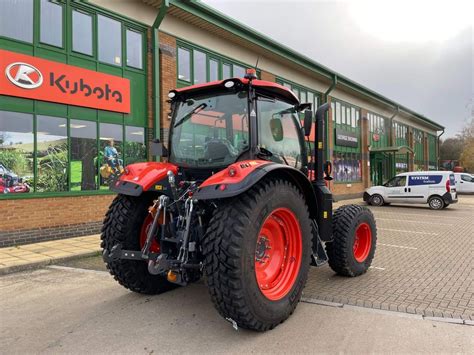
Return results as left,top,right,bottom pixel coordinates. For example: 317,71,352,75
0,195,115,246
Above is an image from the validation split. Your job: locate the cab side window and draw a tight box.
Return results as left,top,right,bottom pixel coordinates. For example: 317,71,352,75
386,176,406,187
257,98,304,169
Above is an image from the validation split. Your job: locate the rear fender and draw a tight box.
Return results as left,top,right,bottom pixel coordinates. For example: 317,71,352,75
194,160,318,219
110,162,178,196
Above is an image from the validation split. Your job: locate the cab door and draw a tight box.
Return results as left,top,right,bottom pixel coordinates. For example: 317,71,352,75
384,175,408,202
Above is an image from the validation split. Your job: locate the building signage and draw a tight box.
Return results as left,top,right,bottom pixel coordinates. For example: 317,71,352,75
335,128,358,148
0,49,130,113
408,175,442,186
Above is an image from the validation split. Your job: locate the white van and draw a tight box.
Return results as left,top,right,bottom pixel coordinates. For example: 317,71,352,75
363,171,458,210
454,173,474,193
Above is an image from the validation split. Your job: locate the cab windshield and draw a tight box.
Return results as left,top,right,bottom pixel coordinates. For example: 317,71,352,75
169,91,249,168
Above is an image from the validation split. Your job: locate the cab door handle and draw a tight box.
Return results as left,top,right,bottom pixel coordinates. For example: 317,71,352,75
404,188,407,192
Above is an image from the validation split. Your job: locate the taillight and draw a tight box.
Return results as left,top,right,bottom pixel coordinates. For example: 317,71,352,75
445,179,450,192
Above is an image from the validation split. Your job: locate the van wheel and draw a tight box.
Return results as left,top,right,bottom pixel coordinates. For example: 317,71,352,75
369,194,384,206
428,196,444,210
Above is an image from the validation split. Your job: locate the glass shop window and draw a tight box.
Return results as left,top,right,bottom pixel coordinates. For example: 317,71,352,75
193,50,206,84
178,47,191,82
98,15,122,66
36,116,68,192
0,0,33,43
70,119,97,191
99,123,123,188
0,111,34,194
125,126,146,165
126,29,143,69
209,59,219,82
72,10,93,56
40,0,63,48
222,63,231,79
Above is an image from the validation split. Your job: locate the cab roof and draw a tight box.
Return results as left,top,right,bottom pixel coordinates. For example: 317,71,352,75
172,78,300,106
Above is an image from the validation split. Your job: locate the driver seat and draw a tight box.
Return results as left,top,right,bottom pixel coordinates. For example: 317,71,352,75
204,139,231,161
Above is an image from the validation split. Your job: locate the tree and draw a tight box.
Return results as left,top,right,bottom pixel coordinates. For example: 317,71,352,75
459,118,474,172
440,137,463,160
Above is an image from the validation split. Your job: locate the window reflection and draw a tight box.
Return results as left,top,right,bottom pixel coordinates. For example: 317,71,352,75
71,120,97,191
125,126,146,165
193,50,206,84
126,29,143,69
178,48,191,82
72,10,93,55
99,123,123,187
36,115,68,192
0,111,34,194
40,0,63,47
98,15,122,66
0,0,33,43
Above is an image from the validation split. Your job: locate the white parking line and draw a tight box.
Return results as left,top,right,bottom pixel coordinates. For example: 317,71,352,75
369,266,385,270
378,243,417,250
378,228,439,235
376,218,453,226
373,212,463,219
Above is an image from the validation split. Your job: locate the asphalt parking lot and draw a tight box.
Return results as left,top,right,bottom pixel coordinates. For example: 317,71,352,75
60,194,474,321
1,195,473,353
305,194,474,321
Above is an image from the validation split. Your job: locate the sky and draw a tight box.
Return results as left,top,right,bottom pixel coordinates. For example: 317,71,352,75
203,0,473,137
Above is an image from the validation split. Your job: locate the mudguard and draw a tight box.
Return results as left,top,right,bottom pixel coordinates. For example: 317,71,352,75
110,162,178,196
194,159,318,219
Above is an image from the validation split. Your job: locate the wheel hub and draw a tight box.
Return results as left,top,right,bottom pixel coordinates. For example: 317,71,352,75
255,236,271,263
353,222,372,263
254,208,302,301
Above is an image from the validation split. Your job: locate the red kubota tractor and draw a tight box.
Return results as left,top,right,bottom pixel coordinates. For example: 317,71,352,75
102,70,377,331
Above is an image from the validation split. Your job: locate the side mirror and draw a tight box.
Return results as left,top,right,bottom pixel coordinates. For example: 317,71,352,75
303,110,313,137
269,118,284,142
323,161,333,181
150,139,168,157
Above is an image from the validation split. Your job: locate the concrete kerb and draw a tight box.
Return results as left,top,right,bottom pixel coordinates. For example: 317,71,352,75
0,250,101,276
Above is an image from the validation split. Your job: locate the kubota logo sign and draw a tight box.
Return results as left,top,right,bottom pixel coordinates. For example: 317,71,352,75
6,62,44,89
0,49,130,113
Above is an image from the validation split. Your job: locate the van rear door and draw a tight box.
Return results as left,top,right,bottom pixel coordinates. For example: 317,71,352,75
407,174,443,203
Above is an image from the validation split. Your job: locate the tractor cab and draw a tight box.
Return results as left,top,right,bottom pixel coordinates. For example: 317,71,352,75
162,70,309,180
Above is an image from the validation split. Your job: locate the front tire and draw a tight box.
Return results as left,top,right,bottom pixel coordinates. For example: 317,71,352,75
101,194,177,294
326,204,377,277
428,196,445,210
369,194,384,206
203,179,312,331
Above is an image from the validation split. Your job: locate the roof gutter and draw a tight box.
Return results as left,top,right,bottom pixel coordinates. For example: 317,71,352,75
152,0,170,144
323,75,337,161
324,74,337,103
437,128,445,170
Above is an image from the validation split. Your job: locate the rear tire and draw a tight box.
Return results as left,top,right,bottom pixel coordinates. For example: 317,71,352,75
101,194,178,294
203,179,312,331
428,196,444,210
326,204,377,277
369,194,384,206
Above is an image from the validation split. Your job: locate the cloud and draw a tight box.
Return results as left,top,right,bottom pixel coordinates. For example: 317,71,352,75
203,0,473,136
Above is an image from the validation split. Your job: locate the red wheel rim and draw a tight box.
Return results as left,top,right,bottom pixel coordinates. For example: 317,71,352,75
255,208,302,301
353,222,372,262
139,214,160,253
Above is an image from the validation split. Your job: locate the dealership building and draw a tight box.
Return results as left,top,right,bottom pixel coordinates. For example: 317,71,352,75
0,0,443,246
